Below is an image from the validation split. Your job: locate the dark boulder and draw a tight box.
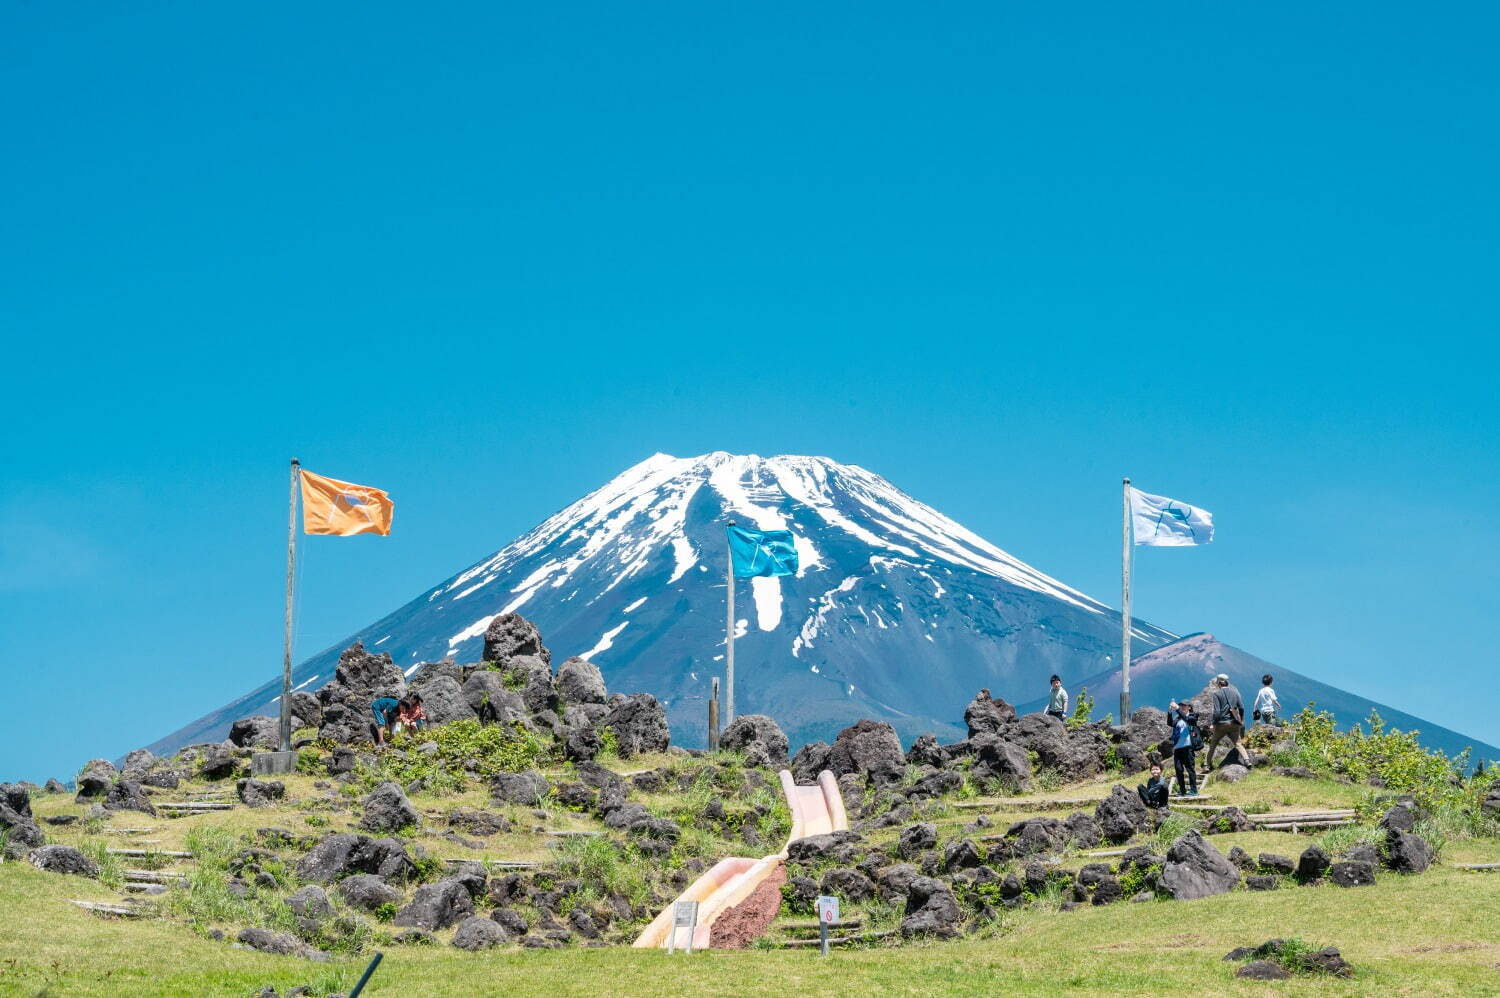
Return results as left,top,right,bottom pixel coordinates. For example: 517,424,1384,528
903,769,962,801
900,877,963,938
1378,803,1418,833
720,715,790,769
359,782,420,834
556,657,608,705
1205,807,1254,834
1236,961,1291,980
1384,830,1434,874
408,675,475,726
448,808,511,837
968,735,1031,789
898,823,938,858
1064,813,1102,849
1258,853,1295,876
1329,860,1376,887
462,671,530,726
119,748,158,780
491,907,529,934
786,830,862,864
333,642,407,700
876,863,921,900
482,613,551,667
284,885,333,920
141,770,180,790
236,928,328,961
394,877,474,930
1296,844,1331,882
1160,831,1239,900
228,716,280,749
44,778,66,794
599,694,671,757
237,779,286,809
319,704,371,746
199,744,239,780
1006,817,1068,858
905,734,950,768
103,780,156,816
289,691,323,730
1244,875,1279,890
74,759,117,799
296,833,415,885
338,874,402,911
790,741,833,783
827,720,906,787
943,839,984,871
1093,785,1150,844
452,915,508,950
562,724,601,762
28,845,100,878
964,694,1016,738
821,867,875,902
492,770,550,806
1214,763,1250,783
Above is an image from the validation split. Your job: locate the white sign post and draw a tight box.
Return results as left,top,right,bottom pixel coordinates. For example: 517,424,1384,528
815,895,840,956
668,900,699,954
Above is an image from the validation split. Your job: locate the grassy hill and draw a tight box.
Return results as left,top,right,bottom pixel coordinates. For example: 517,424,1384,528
3,725,1499,997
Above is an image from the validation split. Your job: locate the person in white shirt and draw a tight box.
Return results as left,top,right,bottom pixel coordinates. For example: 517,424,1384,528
1253,673,1282,727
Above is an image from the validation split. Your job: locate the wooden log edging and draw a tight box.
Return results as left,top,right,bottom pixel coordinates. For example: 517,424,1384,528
771,929,897,948
68,900,142,917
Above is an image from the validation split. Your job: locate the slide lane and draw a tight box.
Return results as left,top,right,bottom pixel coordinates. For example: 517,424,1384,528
632,769,847,949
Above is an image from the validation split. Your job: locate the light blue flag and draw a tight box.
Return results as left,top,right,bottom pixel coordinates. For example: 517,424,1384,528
1129,486,1214,547
727,524,800,578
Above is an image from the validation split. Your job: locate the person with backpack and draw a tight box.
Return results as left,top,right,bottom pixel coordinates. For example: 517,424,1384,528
1204,674,1249,770
1253,674,1282,728
1168,698,1200,796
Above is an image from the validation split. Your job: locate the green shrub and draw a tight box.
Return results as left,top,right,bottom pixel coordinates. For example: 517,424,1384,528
1066,688,1095,731
1282,707,1484,813
353,719,548,795
598,726,621,762
1151,812,1199,848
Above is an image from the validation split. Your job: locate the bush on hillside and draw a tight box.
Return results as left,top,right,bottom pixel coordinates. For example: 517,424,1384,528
1278,706,1498,816
352,719,548,795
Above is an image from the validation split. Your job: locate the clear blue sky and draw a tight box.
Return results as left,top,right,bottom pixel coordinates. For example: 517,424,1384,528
4,4,1497,782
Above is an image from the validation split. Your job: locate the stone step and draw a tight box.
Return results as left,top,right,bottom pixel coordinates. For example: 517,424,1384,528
123,869,187,884
155,802,234,811
442,858,538,869
106,848,193,859
771,929,897,948
954,795,1105,812
1454,863,1500,871
68,900,143,917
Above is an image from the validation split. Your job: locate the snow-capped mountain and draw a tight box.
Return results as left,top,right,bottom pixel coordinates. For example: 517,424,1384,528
152,452,1177,753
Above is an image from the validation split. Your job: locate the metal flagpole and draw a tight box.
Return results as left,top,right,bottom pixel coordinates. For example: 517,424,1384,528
1121,477,1132,722
281,458,301,753
725,521,736,727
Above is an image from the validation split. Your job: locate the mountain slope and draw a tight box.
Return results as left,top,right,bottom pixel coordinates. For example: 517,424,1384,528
151,452,1173,753
1015,632,1500,762
149,452,1495,762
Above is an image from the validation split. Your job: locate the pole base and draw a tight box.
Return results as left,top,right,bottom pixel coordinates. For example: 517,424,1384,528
251,751,298,776
1119,692,1132,722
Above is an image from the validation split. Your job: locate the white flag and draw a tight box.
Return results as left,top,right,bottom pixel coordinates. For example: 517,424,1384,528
1130,486,1214,547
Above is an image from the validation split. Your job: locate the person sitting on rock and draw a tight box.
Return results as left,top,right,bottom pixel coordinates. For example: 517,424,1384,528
1046,675,1069,721
1136,762,1170,809
371,695,402,745
396,694,428,735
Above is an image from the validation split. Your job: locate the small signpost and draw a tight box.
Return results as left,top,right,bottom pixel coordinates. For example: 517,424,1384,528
667,900,699,954
815,895,840,956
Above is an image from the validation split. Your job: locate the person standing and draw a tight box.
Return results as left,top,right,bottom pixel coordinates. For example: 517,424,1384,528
1204,674,1249,770
1168,699,1199,796
1046,675,1069,721
370,695,401,745
1253,674,1282,728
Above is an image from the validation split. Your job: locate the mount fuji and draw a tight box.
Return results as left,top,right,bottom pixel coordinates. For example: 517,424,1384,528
149,453,1497,761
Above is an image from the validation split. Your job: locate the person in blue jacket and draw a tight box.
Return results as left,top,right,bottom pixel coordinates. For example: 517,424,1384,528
370,695,402,745
1168,698,1200,796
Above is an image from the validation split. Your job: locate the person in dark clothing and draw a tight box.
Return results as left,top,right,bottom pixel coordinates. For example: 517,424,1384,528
1136,762,1170,809
1168,698,1200,796
1204,674,1249,770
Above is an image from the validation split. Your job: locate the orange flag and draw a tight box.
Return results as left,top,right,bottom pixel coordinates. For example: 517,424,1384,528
299,469,394,536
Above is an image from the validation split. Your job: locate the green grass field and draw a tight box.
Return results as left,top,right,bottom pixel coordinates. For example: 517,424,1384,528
4,757,1498,996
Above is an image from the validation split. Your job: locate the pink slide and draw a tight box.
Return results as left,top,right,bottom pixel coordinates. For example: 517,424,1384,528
632,769,847,949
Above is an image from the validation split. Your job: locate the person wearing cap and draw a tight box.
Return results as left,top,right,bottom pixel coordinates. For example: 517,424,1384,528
1204,674,1249,770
